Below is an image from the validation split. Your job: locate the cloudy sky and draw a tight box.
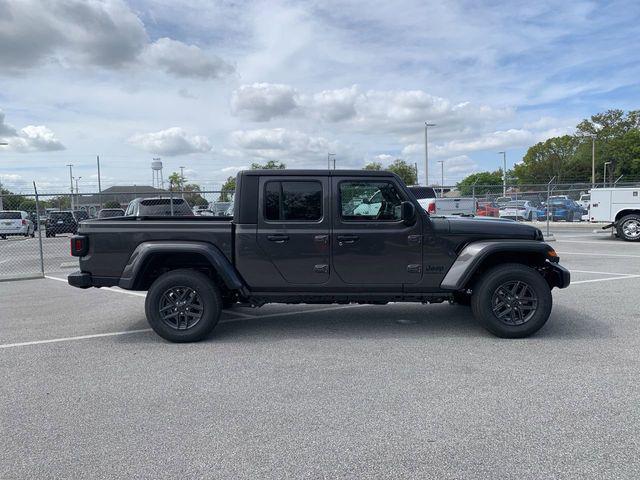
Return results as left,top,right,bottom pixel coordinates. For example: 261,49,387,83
0,0,639,193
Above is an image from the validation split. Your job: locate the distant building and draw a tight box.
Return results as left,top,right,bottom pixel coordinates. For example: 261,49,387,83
75,185,168,215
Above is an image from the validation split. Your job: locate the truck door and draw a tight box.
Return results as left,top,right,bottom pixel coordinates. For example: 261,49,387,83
331,177,423,285
256,176,330,284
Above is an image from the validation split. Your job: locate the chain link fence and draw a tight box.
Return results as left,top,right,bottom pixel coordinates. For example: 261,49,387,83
1,180,637,281
0,186,231,281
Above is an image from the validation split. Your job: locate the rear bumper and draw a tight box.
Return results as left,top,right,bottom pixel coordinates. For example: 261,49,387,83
67,271,119,289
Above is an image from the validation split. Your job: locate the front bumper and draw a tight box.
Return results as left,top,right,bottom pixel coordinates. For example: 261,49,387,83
548,263,571,289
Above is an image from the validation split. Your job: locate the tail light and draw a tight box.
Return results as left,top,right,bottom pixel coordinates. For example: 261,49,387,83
427,202,436,214
21,219,27,225
70,235,88,257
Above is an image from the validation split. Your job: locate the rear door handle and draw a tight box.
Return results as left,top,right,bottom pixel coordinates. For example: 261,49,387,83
337,235,359,245
267,234,289,243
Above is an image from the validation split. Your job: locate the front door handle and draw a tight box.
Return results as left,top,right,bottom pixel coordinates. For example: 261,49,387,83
337,234,359,246
267,234,289,243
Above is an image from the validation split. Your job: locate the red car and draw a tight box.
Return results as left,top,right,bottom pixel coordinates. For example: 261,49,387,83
476,201,499,217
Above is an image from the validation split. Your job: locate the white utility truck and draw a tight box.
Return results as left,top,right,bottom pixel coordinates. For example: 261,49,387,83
590,187,640,241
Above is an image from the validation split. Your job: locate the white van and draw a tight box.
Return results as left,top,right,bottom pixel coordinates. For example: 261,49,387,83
590,187,640,241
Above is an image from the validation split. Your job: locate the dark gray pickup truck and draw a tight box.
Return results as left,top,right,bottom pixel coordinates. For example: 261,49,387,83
69,169,569,342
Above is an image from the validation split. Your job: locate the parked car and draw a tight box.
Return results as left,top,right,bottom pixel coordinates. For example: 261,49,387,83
495,196,512,208
210,202,232,216
124,197,193,217
97,208,125,219
546,198,583,222
192,205,210,215
0,210,35,239
69,169,570,343
577,193,590,210
499,200,538,221
590,187,640,241
45,211,79,237
476,201,499,217
435,197,477,216
407,186,437,214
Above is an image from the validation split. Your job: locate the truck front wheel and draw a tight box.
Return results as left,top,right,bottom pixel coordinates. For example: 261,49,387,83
145,269,222,342
617,214,640,242
471,263,552,338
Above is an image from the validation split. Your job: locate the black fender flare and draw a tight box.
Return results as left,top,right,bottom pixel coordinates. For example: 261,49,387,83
118,241,247,293
440,240,560,290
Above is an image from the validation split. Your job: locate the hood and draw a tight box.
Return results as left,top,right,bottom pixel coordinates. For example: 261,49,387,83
431,215,543,240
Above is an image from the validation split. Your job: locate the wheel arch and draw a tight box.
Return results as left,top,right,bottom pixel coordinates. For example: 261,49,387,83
440,241,558,291
119,241,247,295
615,209,640,222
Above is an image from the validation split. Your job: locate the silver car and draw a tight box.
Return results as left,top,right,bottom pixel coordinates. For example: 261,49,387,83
0,210,35,239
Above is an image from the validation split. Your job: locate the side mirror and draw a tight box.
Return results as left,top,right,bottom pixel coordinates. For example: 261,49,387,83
401,201,416,224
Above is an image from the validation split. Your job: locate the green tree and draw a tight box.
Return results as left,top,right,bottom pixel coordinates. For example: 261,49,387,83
457,170,504,195
218,176,236,202
513,135,579,184
168,171,184,191
387,159,417,185
251,160,286,170
363,162,383,171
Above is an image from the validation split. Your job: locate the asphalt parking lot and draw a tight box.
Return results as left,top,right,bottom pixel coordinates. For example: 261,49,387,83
2,226,640,479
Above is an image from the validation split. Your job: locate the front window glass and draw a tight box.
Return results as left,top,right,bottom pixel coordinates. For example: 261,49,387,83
340,181,404,221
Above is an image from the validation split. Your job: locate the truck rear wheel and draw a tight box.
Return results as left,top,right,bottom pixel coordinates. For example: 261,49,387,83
471,263,552,338
617,214,640,242
145,269,222,343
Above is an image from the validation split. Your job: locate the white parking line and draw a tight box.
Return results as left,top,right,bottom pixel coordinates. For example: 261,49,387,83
571,269,638,276
557,252,640,259
0,329,153,350
572,275,640,285
557,240,621,245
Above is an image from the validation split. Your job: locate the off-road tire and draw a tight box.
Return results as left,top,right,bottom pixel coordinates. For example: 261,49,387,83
471,263,552,338
145,269,222,343
617,214,640,242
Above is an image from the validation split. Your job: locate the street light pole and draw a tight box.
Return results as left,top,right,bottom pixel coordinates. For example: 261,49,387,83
66,164,74,210
603,161,611,187
0,142,7,210
74,176,81,209
424,123,436,185
591,136,596,189
327,153,335,170
97,155,103,209
498,151,507,196
437,160,445,197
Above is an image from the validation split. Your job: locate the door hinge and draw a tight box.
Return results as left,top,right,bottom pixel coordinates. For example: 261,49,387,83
408,234,422,245
407,264,422,273
314,264,329,274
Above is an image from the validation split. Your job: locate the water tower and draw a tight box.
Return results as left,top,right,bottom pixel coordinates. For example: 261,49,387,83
151,158,164,189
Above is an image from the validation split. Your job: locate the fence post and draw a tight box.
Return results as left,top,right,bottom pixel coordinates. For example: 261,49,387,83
169,189,174,216
33,182,45,278
546,176,556,238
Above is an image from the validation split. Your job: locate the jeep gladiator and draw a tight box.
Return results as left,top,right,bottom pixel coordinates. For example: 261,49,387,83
68,170,570,342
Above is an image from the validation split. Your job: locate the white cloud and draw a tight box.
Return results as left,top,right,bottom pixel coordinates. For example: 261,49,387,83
0,111,65,152
230,128,336,164
231,83,300,121
310,86,359,121
443,155,479,175
0,0,233,79
128,127,212,156
144,38,234,79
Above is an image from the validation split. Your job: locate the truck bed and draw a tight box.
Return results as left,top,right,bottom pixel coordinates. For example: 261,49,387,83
78,217,233,278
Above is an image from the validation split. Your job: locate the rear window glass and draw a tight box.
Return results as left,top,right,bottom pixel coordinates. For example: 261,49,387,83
50,212,74,220
407,186,436,199
0,212,21,219
506,201,527,207
98,209,124,218
74,211,89,220
264,181,322,221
